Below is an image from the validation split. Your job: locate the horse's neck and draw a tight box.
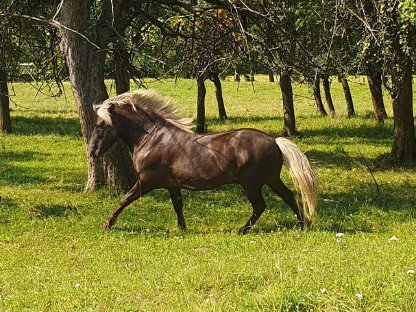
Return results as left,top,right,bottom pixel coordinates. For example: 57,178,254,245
133,121,194,152
118,116,156,152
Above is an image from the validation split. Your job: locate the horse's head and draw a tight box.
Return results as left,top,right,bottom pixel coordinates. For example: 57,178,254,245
88,102,119,158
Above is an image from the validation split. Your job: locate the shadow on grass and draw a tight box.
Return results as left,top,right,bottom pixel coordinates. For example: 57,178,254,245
0,164,49,185
206,115,280,125
314,180,416,233
301,123,392,145
0,196,17,210
301,148,398,171
1,151,86,189
0,151,50,162
204,115,393,145
95,175,415,235
29,204,81,219
12,116,81,136
0,197,19,225
0,151,50,185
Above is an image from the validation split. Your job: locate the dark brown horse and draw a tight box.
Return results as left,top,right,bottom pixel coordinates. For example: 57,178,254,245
88,90,319,234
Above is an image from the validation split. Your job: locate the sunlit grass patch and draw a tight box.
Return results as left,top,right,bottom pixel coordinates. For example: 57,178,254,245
0,77,415,310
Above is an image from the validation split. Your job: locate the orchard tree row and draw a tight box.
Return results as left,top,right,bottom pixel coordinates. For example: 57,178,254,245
0,0,415,190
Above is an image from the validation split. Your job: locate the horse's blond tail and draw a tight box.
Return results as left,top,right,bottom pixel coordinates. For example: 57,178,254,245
275,137,319,225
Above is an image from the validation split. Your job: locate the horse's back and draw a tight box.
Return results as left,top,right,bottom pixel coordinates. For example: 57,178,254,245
198,128,283,181
209,128,279,158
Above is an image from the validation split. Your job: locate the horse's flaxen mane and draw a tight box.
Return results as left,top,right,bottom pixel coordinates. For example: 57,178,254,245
95,90,194,133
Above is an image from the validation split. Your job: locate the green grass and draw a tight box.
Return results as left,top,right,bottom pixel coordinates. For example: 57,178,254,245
1,76,416,311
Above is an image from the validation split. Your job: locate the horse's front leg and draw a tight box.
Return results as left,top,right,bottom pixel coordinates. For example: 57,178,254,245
103,180,151,230
168,188,186,230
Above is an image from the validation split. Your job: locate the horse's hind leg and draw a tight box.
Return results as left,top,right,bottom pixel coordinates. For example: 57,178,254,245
267,178,304,227
239,185,267,235
168,188,186,230
103,180,150,230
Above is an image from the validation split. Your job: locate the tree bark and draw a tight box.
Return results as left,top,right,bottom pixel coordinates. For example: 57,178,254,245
387,1,416,163
390,56,416,162
338,73,355,118
196,73,206,133
209,71,227,120
59,0,135,191
313,75,327,116
268,71,275,82
322,76,336,117
279,71,296,136
0,69,12,133
367,72,387,123
0,23,11,134
113,40,130,95
234,69,240,82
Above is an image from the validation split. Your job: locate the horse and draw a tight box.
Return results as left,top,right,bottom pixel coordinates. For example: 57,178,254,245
88,90,319,234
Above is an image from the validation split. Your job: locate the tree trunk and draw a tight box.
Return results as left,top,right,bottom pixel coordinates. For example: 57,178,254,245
113,40,130,95
279,71,296,136
0,69,12,133
234,69,240,82
268,71,275,82
313,75,327,116
367,72,387,123
322,76,336,117
390,56,416,162
209,71,227,120
338,73,355,118
0,23,11,134
59,0,135,191
196,74,206,133
387,1,416,163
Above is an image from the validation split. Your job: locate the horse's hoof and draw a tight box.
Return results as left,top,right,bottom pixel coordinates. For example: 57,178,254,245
102,219,114,230
238,227,250,235
178,225,187,231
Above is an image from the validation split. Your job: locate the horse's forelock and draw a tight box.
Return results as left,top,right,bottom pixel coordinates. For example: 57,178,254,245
95,100,113,125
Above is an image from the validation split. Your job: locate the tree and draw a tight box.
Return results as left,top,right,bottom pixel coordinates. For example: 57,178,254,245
338,72,355,118
313,75,328,116
58,0,135,191
113,38,131,95
280,70,296,136
240,1,304,135
1,0,64,133
322,76,336,117
196,63,207,133
209,70,227,120
388,1,415,162
159,5,239,131
349,0,416,162
367,72,387,122
0,32,12,133
350,0,388,122
231,0,348,133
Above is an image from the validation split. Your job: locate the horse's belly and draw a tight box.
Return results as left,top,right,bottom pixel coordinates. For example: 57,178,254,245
172,168,238,190
168,153,239,190
179,177,237,191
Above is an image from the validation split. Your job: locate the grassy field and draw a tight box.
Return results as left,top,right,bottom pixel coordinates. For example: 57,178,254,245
1,76,415,311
